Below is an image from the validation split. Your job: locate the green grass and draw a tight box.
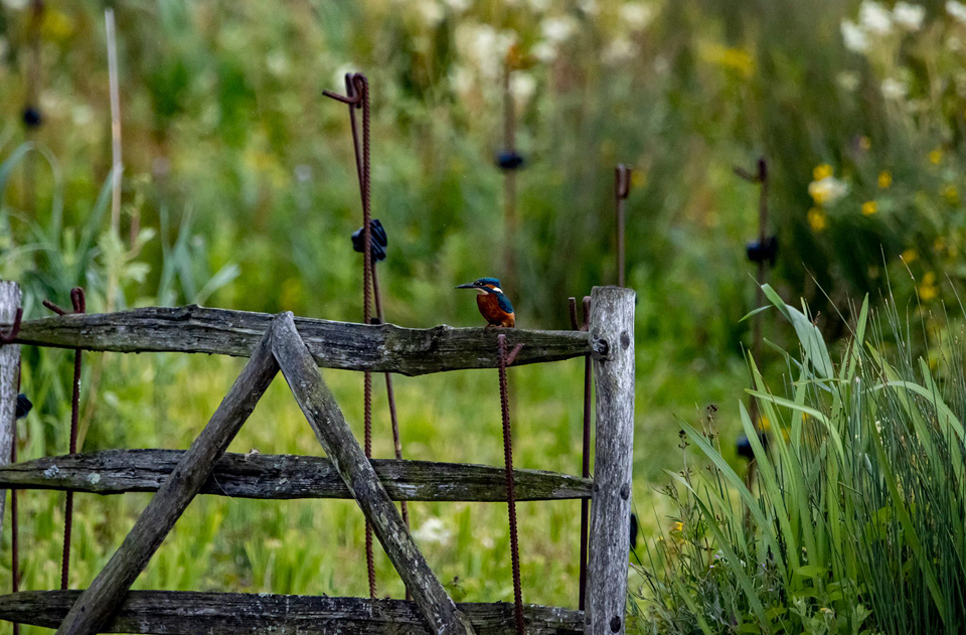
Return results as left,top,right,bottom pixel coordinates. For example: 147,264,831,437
637,288,966,634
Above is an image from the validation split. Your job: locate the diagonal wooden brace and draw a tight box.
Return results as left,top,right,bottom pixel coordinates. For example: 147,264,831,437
272,312,478,635
54,320,281,635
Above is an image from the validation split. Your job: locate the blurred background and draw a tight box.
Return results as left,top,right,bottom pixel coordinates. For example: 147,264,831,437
1,0,963,626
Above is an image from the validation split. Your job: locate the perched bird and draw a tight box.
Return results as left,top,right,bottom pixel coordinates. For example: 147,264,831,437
456,277,515,328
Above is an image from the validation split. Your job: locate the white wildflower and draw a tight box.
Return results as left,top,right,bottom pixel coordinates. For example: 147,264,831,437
71,104,94,127
455,23,518,78
948,0,966,23
577,0,599,15
510,72,537,104
417,0,445,26
859,0,893,34
1,0,28,10
620,2,654,30
451,65,474,94
602,36,638,63
413,518,452,546
881,77,908,99
443,0,471,12
541,16,578,43
808,176,849,206
893,2,925,31
332,64,359,89
266,50,289,77
841,20,871,53
836,71,861,91
532,40,558,62
527,0,551,11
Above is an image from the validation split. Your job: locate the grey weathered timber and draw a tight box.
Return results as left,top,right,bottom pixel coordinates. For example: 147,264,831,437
272,312,477,635
0,591,584,635
585,286,635,635
6,305,597,376
0,281,21,530
0,449,593,502
54,323,281,635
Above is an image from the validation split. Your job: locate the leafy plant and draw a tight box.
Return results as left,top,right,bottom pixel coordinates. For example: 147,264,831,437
637,285,966,634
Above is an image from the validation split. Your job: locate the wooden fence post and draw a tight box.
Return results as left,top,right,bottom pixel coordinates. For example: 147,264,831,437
585,286,635,635
0,281,22,530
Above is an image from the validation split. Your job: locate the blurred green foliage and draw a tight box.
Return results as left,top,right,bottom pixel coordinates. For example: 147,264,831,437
1,0,965,628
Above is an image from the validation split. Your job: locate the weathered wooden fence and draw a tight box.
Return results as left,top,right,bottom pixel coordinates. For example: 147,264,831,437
0,280,636,635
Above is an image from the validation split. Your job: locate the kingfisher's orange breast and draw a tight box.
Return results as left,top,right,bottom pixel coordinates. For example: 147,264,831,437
477,294,515,327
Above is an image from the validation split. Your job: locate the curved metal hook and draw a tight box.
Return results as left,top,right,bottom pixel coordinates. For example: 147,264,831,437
70,287,86,314
615,164,632,200
322,72,368,108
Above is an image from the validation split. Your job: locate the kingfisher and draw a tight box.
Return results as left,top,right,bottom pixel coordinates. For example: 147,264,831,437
456,278,515,328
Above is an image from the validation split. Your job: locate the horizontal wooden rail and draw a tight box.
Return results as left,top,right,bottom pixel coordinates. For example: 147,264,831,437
6,305,598,376
0,591,583,635
0,449,593,501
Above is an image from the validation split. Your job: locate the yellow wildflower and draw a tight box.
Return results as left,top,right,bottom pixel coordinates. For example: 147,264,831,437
878,170,892,188
862,201,877,216
943,185,959,204
859,136,872,150
929,149,943,165
41,9,75,41
923,272,936,285
813,163,834,180
760,416,771,432
670,521,684,533
631,170,647,189
698,43,755,78
807,208,828,232
901,248,918,263
919,283,938,301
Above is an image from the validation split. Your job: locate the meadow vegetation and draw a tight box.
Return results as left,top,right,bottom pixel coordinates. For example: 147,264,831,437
1,1,965,633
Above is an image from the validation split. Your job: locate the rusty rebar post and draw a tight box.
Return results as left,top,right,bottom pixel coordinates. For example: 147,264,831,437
569,296,592,610
614,165,632,288
497,334,525,635
502,63,518,301
372,265,410,573
325,73,377,598
10,432,18,635
63,289,85,589
734,158,769,428
22,0,44,216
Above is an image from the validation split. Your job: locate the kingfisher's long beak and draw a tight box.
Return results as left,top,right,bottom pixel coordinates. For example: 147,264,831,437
455,282,477,290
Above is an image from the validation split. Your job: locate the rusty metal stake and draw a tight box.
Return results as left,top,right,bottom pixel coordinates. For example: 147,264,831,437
497,334,525,635
10,362,22,635
733,158,770,428
43,288,86,590
10,433,18,635
325,73,378,599
569,296,592,610
614,165,632,288
734,158,771,499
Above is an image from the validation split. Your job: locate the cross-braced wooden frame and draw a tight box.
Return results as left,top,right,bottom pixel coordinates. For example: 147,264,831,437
0,281,635,635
